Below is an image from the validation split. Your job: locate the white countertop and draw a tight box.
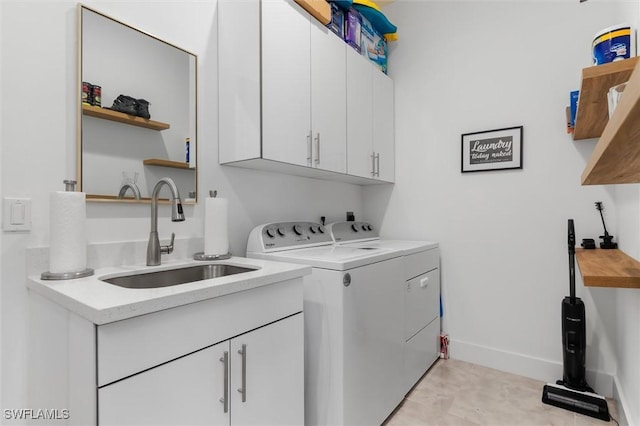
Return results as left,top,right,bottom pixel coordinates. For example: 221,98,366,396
27,256,311,325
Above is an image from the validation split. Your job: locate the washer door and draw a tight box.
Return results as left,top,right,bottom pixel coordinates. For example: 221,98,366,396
343,257,405,426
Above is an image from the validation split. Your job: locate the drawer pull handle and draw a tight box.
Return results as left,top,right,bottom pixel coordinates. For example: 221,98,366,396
220,351,229,413
420,277,429,288
238,344,247,402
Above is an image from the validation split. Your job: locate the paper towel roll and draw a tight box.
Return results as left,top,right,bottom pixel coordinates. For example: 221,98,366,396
49,191,87,273
204,198,229,256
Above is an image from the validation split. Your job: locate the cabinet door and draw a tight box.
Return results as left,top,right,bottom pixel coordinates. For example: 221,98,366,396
346,47,374,179
231,313,304,426
98,341,230,426
262,0,312,167
311,21,347,173
373,70,395,182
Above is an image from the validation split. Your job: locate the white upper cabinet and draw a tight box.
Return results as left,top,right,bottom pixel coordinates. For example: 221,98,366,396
261,0,312,167
373,69,395,182
347,47,395,182
310,20,347,173
218,0,393,184
346,47,375,179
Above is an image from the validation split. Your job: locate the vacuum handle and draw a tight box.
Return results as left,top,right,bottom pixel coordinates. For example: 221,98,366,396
568,219,575,253
568,219,576,300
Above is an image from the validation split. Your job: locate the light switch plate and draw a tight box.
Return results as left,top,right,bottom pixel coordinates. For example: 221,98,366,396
3,197,31,232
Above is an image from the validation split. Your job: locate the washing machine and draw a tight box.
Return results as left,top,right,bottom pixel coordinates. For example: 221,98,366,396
246,221,406,426
328,221,441,393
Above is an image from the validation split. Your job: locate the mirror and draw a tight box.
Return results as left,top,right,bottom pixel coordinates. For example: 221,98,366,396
78,5,197,203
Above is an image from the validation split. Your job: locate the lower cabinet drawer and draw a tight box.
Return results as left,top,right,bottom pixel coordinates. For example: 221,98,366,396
404,318,440,394
404,248,439,281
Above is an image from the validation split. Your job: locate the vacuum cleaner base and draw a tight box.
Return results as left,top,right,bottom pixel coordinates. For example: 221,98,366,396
542,383,610,421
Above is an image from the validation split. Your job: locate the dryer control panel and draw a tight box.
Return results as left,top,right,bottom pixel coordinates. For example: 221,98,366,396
247,221,333,253
329,221,379,242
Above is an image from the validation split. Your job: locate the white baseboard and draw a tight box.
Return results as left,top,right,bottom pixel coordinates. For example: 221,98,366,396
613,375,634,426
450,338,614,397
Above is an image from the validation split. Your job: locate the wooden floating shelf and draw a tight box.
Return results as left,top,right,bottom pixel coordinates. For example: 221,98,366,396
87,194,161,202
82,104,170,131
581,57,640,184
143,158,194,169
575,248,640,289
86,194,196,205
573,57,638,141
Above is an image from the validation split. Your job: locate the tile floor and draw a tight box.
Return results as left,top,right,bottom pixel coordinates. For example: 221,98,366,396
384,359,619,426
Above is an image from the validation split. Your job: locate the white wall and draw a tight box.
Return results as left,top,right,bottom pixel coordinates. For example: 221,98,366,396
365,0,637,407
0,0,363,418
613,185,640,424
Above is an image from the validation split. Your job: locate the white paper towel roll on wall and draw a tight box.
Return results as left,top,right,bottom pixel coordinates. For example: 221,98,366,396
49,191,88,273
204,197,229,256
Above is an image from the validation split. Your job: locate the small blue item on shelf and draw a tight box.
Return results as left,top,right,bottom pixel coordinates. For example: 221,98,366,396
327,3,345,38
570,90,579,129
592,24,632,65
360,14,388,73
344,8,362,53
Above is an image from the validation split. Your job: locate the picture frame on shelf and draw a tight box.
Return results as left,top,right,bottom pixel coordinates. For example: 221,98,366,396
461,126,523,173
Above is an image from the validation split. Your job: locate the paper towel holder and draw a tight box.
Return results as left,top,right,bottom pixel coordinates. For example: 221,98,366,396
194,189,230,261
41,268,95,280
41,180,95,280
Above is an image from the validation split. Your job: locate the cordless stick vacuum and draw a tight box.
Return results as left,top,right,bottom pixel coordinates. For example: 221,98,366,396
541,219,611,422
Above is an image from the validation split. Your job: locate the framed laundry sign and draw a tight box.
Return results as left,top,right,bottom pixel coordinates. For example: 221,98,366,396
461,126,523,173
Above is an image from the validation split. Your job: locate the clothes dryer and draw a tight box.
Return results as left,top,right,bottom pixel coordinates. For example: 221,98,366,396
328,221,441,393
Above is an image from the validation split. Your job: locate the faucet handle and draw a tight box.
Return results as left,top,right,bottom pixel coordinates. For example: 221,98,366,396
161,232,176,255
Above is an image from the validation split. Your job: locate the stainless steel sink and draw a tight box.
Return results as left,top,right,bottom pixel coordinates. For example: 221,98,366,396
101,264,258,289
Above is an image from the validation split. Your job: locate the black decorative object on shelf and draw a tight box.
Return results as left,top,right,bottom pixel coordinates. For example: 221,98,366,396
581,238,596,249
110,94,151,119
595,201,618,249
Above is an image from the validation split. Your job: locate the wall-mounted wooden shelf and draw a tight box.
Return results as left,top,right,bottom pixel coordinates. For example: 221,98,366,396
580,57,640,184
573,57,638,141
575,248,640,288
85,194,196,205
82,104,170,131
143,158,193,169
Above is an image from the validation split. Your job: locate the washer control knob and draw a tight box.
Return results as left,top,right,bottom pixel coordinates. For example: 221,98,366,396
293,224,303,235
318,226,326,234
309,225,317,234
361,224,368,231
351,224,359,232
266,228,275,238
277,227,286,237
368,224,374,231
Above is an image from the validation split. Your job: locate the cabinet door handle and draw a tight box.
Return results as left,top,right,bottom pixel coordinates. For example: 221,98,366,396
307,132,312,166
375,153,380,177
314,132,320,165
219,351,229,413
420,276,429,288
237,344,247,402
371,152,376,176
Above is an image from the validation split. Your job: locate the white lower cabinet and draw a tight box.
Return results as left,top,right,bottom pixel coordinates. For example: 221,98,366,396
99,314,303,426
27,276,304,426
